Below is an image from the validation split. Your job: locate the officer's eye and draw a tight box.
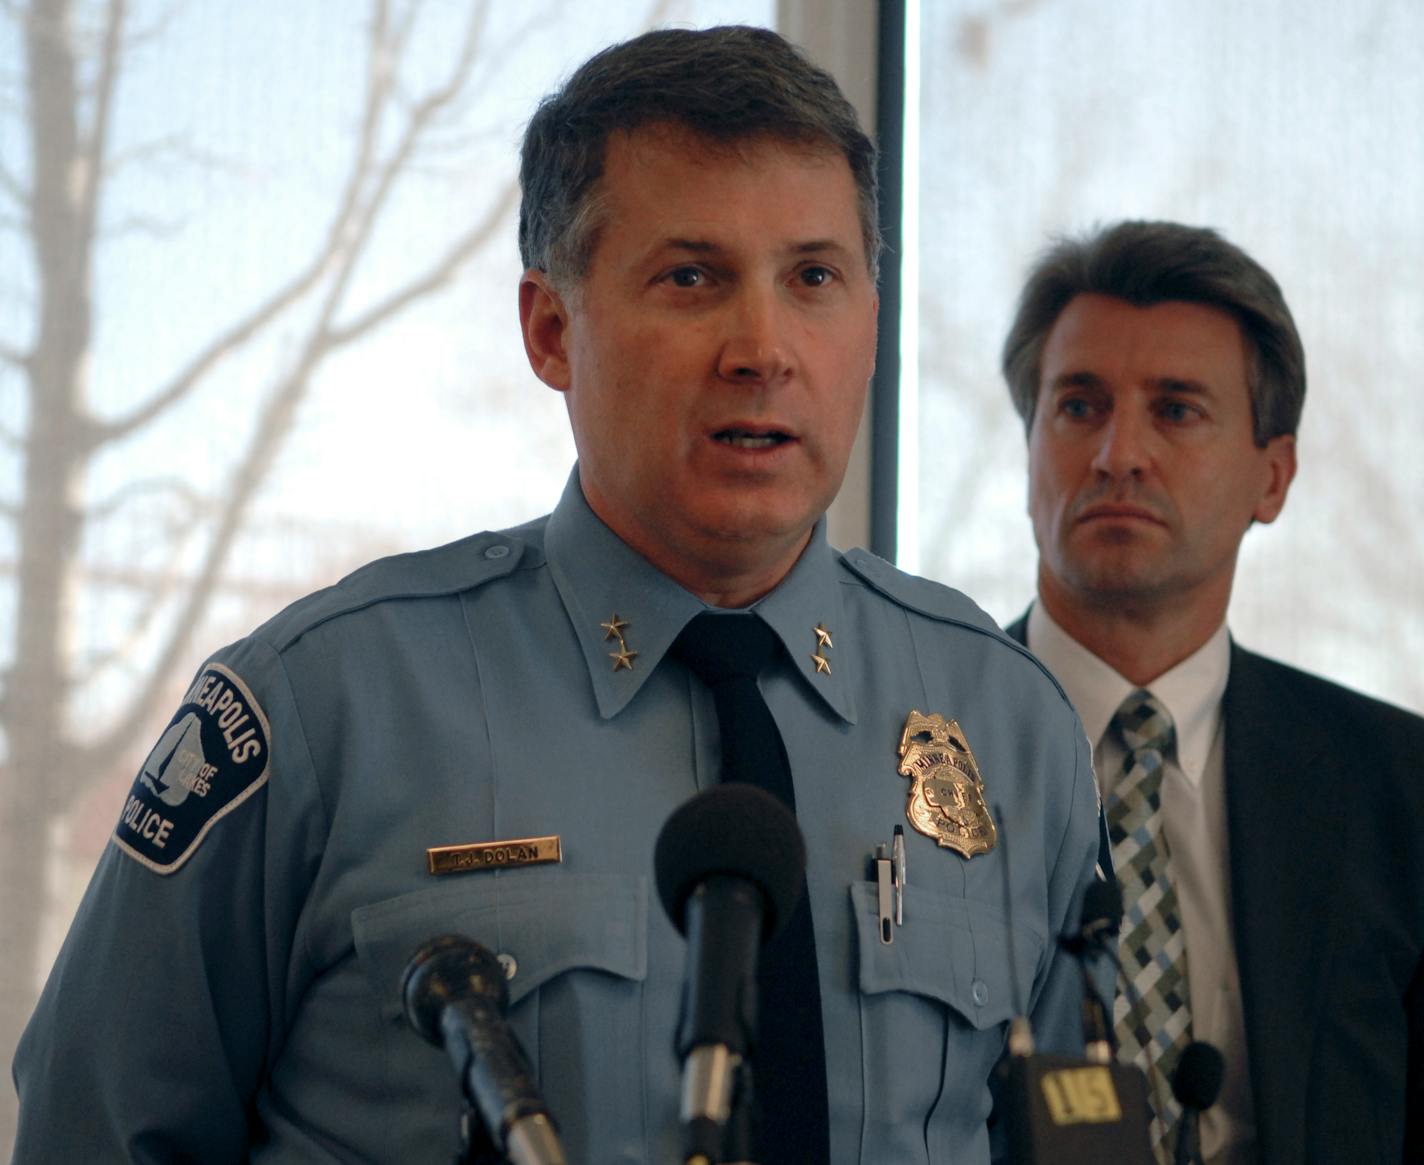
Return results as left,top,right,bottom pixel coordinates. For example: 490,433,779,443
799,265,834,288
667,267,704,288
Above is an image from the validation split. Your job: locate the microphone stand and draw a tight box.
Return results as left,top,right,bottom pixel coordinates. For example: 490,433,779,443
720,1063,756,1165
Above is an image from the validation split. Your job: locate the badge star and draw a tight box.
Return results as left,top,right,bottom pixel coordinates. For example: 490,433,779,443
601,614,630,641
812,652,832,675
610,645,638,672
814,623,833,650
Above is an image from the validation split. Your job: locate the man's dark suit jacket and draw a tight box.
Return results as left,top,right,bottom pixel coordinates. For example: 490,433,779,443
1006,614,1423,1163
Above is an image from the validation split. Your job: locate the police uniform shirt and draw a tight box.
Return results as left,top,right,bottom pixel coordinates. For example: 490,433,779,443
1026,601,1256,1164
14,472,1103,1164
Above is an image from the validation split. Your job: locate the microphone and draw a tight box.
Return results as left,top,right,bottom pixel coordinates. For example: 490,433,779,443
1067,879,1123,1063
1171,1041,1224,1165
403,934,568,1165
997,809,1150,1165
653,784,807,1165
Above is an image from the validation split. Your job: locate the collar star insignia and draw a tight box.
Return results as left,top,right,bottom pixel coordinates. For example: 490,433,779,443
601,613,636,671
811,622,833,675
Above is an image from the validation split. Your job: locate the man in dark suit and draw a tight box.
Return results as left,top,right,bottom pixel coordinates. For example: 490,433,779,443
998,220,1423,1164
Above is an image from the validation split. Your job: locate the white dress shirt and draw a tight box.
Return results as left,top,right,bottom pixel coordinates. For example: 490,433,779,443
1026,602,1256,1165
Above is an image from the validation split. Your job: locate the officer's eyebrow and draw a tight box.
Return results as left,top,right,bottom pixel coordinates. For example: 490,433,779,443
652,237,857,262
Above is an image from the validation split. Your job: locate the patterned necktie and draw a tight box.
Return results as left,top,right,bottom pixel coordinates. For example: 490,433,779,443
672,613,830,1163
1106,688,1190,1161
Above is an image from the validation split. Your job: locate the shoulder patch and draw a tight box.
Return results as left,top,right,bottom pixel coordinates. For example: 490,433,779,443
113,663,271,874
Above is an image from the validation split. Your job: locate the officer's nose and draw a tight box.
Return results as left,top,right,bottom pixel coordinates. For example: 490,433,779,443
716,287,793,385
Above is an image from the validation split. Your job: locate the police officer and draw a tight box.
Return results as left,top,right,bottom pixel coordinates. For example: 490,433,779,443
13,26,1103,1163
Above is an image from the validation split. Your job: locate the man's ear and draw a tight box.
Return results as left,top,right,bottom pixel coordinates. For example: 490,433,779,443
1252,433,1298,525
519,270,572,391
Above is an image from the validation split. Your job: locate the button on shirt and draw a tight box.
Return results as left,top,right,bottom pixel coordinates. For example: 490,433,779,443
1026,602,1256,1164
14,473,1103,1165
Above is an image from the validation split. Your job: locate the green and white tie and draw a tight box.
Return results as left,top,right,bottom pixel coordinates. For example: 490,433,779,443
1107,688,1190,1159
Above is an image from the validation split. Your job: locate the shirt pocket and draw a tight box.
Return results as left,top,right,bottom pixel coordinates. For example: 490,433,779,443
850,880,1041,1163
352,870,649,1161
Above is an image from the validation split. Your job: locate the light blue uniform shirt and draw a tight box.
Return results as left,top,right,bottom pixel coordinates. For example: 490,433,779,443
13,474,1102,1163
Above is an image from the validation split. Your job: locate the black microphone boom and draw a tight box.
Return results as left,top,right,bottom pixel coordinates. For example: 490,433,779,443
653,783,807,1165
403,934,568,1165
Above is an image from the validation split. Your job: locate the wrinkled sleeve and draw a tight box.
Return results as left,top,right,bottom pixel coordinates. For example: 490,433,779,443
11,634,326,1163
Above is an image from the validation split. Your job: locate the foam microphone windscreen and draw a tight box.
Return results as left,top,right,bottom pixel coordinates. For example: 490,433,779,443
654,783,806,942
1172,1041,1226,1111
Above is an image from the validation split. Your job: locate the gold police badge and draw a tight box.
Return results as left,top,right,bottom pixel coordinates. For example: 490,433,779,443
897,710,997,859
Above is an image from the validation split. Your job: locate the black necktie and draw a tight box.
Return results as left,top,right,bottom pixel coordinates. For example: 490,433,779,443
671,612,830,1163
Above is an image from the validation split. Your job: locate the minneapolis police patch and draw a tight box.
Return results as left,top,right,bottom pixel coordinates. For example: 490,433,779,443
113,663,271,874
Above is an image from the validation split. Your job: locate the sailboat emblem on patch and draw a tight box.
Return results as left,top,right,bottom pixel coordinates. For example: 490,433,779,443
114,662,271,874
897,710,997,859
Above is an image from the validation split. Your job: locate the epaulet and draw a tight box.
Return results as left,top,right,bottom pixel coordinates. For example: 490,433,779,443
838,547,1006,636
255,522,543,652
840,547,1074,704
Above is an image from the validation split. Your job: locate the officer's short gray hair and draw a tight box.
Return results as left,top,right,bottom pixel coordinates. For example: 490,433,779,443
519,25,880,284
1001,220,1306,446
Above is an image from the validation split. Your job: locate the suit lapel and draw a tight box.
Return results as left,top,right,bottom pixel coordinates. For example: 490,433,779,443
1223,645,1339,1162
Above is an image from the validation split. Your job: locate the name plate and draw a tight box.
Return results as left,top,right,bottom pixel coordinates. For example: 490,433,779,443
426,835,562,876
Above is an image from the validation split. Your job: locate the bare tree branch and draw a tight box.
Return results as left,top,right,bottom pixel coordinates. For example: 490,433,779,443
88,474,204,523
76,0,505,765
90,0,411,448
0,161,28,210
328,180,516,346
122,0,180,52
76,0,126,242
100,132,181,174
77,352,310,770
99,211,183,240
80,524,205,681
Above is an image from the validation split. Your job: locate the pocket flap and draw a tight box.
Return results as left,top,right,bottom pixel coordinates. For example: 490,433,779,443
353,871,648,1021
850,881,1037,1031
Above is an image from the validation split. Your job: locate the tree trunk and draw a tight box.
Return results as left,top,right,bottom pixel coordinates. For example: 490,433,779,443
2,0,95,1147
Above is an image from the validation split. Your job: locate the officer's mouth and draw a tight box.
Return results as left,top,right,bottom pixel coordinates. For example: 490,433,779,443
711,427,794,450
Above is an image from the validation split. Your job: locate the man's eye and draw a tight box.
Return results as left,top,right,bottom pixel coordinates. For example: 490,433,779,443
1159,400,1197,422
799,266,834,287
1060,397,1095,419
668,267,704,288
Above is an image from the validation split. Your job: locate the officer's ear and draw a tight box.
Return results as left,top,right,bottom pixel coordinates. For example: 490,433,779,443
519,270,572,392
